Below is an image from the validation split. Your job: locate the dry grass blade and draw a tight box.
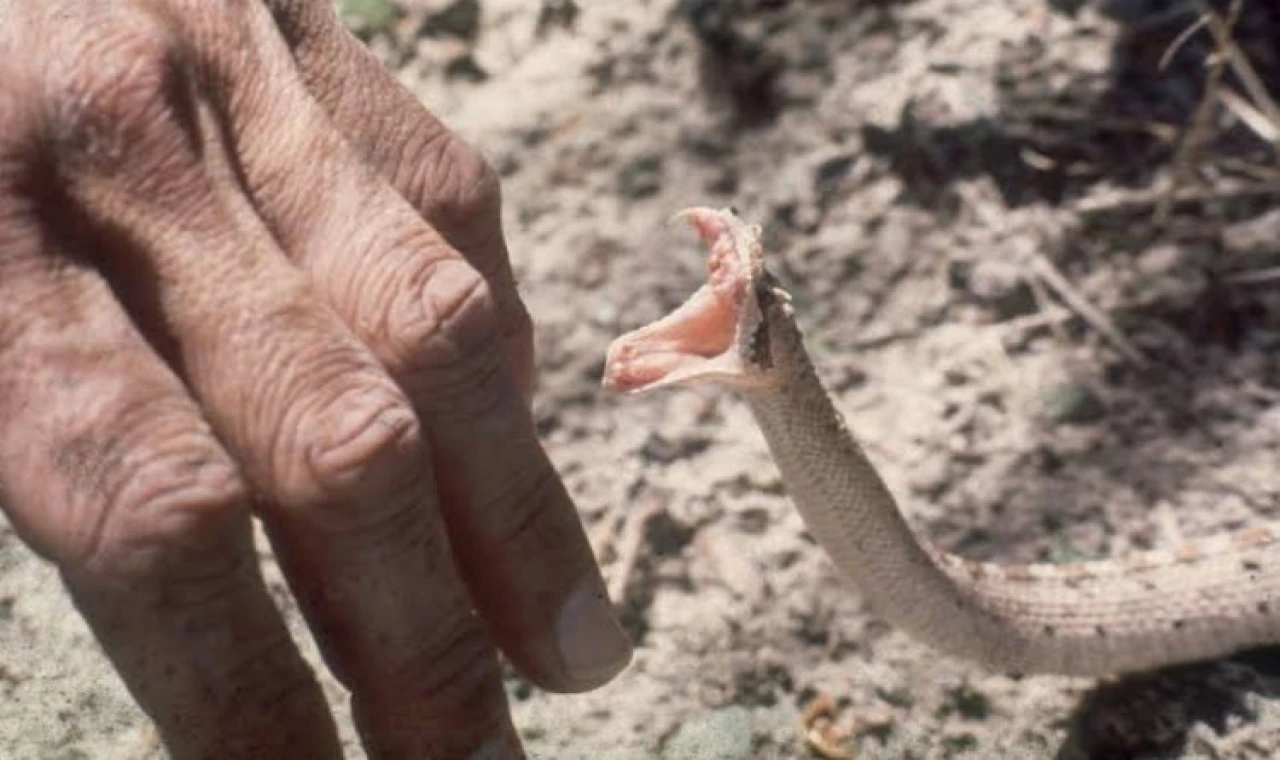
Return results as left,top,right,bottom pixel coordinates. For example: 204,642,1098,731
1219,86,1280,143
1157,0,1243,224
1027,255,1151,366
1226,266,1280,286
1196,0,1280,152
1215,155,1280,182
607,497,663,603
1158,11,1208,71
1076,183,1280,217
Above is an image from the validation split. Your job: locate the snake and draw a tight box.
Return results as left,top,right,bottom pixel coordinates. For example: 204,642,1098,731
601,206,1280,676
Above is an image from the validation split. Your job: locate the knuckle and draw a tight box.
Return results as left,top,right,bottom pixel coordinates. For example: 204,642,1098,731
401,130,501,229
391,256,497,359
277,380,422,505
414,258,496,353
480,462,564,548
43,8,191,180
371,615,506,729
77,434,248,582
389,258,511,411
394,139,520,328
449,149,502,222
262,0,335,35
213,638,328,743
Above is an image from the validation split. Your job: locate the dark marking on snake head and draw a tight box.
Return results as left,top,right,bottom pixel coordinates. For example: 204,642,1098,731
749,321,771,369
750,274,784,370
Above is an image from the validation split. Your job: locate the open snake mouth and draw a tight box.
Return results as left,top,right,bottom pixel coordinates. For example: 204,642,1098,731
602,208,752,393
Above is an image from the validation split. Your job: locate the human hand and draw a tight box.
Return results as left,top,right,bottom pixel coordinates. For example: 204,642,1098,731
0,2,631,758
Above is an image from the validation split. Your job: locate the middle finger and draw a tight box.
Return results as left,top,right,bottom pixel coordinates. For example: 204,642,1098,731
181,0,631,693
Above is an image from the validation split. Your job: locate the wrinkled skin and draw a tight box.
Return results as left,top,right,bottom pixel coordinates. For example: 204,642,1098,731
0,2,631,758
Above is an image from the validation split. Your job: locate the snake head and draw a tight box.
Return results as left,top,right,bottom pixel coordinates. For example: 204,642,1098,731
603,206,783,394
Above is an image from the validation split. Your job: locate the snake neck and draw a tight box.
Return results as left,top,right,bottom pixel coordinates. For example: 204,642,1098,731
737,310,1280,676
737,322,1002,661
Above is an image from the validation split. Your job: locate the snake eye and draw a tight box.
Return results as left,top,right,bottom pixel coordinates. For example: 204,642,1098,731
729,205,739,216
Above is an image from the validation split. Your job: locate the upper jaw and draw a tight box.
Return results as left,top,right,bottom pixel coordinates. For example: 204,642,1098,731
601,208,767,394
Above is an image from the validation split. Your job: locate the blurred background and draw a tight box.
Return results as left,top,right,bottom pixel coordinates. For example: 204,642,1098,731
3,1,1280,757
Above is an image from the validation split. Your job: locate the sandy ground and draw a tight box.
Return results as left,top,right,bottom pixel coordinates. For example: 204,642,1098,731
4,0,1280,758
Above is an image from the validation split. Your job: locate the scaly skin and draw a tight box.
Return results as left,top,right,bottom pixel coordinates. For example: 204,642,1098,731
604,207,1280,676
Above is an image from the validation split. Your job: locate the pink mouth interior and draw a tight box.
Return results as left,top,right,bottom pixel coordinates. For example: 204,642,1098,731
602,213,747,392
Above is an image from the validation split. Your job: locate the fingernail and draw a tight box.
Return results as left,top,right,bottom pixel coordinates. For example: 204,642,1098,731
556,577,632,686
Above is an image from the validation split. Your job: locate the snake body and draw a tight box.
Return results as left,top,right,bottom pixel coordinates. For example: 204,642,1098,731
604,207,1280,676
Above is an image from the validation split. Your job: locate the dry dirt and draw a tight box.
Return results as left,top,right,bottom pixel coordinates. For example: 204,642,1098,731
4,0,1280,758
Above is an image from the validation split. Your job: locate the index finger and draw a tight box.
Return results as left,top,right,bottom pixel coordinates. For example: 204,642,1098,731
263,0,534,392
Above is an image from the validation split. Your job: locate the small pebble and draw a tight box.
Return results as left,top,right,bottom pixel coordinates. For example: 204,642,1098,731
1040,383,1105,425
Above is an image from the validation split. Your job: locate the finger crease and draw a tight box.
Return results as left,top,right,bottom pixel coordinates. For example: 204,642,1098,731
484,466,560,548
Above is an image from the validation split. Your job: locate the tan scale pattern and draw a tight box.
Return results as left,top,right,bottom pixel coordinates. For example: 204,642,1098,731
722,210,1280,676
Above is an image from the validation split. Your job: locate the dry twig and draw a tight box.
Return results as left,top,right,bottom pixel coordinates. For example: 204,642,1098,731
1226,266,1280,286
1075,182,1280,218
1219,86,1280,144
607,496,663,603
1157,0,1243,224
1024,266,1071,345
1158,11,1208,71
1026,255,1151,366
1197,0,1280,151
